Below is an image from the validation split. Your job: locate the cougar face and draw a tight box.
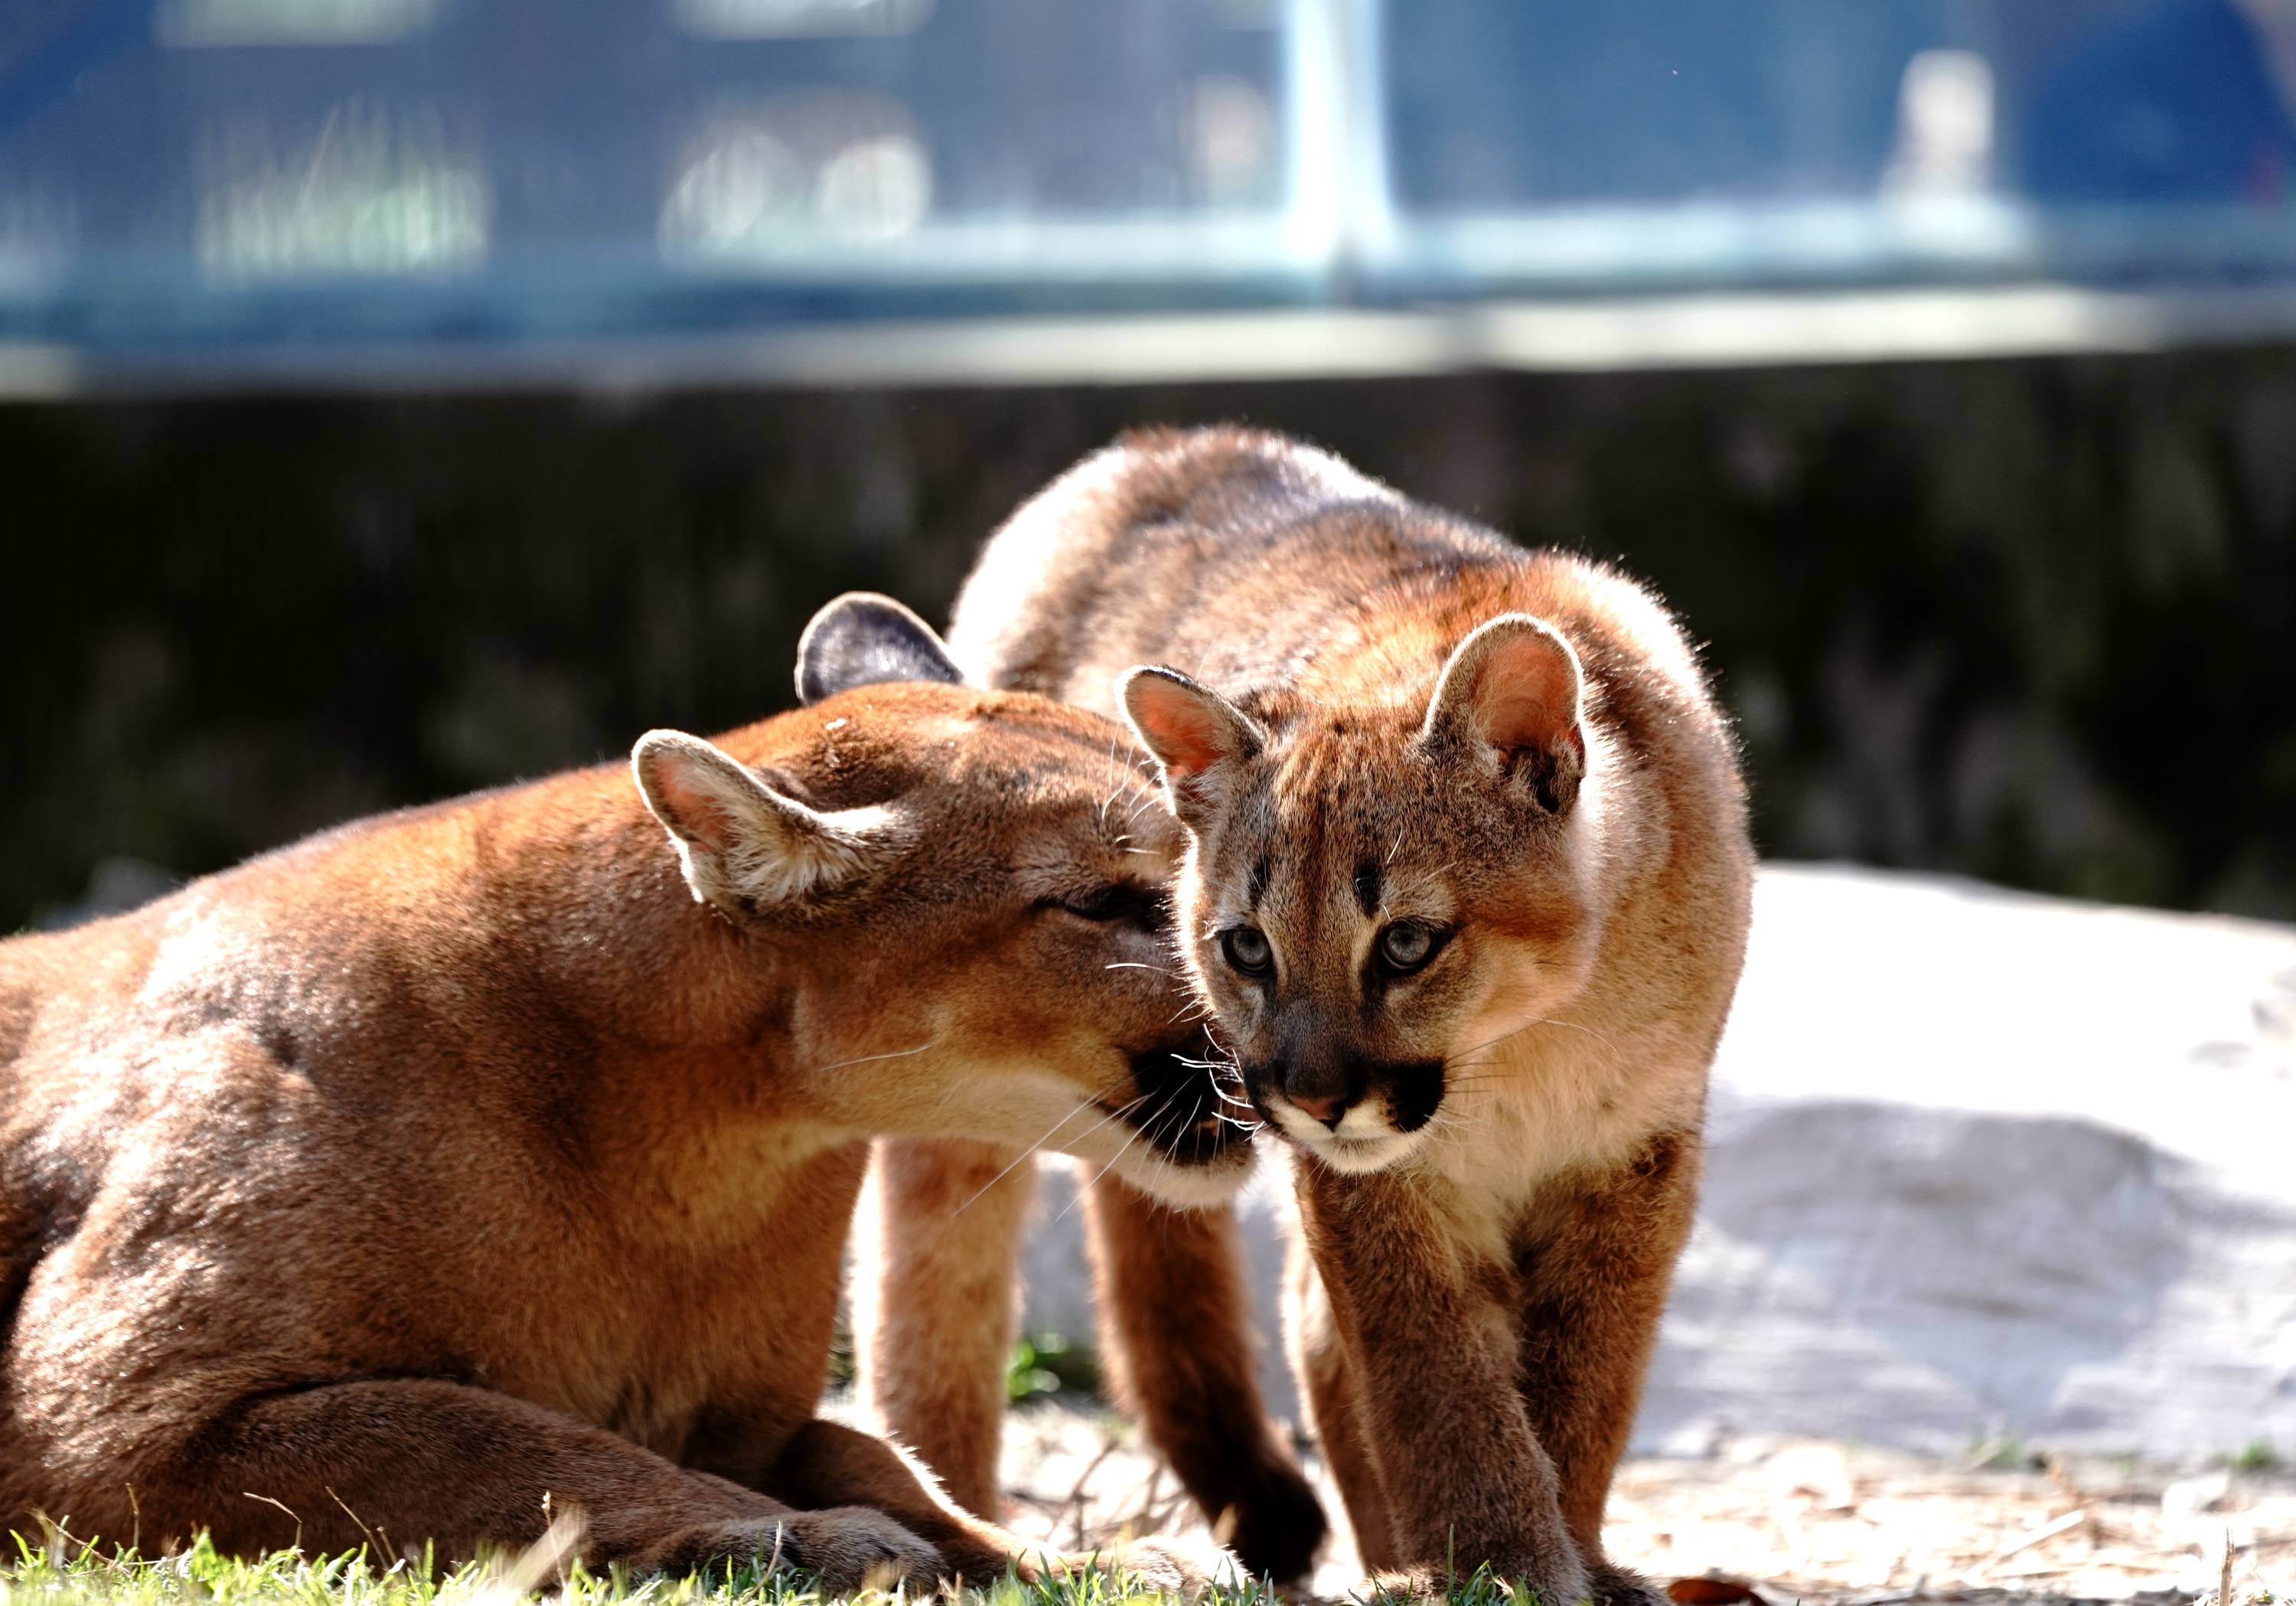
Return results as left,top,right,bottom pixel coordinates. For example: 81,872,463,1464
678,595,1257,1205
849,687,1254,1204
1119,615,1601,1175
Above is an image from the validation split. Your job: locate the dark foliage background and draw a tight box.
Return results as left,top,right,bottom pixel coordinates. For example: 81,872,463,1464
5,350,2294,933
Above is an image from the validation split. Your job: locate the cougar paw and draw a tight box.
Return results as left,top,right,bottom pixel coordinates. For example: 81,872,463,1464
1364,1570,1449,1606
636,1510,938,1594
1372,1550,1592,1606
1589,1562,1675,1606
779,1508,944,1594
1097,1534,1242,1599
1217,1462,1329,1585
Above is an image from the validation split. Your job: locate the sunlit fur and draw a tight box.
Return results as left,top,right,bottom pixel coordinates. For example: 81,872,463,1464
935,427,1756,1604
0,680,1241,1589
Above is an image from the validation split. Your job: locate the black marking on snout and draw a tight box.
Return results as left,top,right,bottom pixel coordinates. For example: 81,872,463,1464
1249,1052,1445,1138
1238,1062,1283,1126
1125,1048,1250,1165
1384,1059,1447,1134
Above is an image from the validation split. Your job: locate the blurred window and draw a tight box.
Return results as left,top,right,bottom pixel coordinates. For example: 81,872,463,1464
5,0,2296,381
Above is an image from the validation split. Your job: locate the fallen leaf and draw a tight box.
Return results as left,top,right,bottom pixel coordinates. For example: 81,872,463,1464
1668,1575,1770,1605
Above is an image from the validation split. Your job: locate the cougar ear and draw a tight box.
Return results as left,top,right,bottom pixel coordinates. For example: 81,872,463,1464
632,730,896,912
795,592,964,705
1118,666,1264,824
1420,614,1587,814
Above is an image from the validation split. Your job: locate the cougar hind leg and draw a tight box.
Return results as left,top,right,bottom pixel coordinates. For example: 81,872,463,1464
56,1376,941,1592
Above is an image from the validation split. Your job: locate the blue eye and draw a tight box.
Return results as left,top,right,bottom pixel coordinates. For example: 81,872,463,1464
1376,922,1440,974
1220,926,1274,977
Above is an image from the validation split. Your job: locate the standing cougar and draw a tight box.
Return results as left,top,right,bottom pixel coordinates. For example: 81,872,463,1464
0,596,1246,1593
865,429,1753,1601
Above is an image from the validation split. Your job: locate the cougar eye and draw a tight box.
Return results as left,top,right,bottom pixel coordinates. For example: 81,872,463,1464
1375,921,1442,974
1054,885,1163,927
1220,925,1274,978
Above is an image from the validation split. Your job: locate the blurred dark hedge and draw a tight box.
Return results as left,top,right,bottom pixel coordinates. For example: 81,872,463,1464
5,352,2294,933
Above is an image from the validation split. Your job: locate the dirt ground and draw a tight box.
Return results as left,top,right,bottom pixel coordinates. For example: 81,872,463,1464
990,1403,2296,1606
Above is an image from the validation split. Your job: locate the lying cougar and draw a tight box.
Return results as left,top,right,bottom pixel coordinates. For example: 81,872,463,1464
0,596,1247,1592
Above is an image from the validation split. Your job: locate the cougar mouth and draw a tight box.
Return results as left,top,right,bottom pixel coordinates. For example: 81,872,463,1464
1114,1047,1258,1168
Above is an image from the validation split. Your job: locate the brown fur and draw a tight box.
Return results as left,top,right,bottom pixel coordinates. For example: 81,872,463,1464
901,428,1755,1599
851,1147,1327,1578
0,671,1251,1593
848,1138,1036,1519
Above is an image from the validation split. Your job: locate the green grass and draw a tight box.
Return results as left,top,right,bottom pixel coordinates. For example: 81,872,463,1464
1004,1333,1099,1404
0,1533,1557,1606
0,1534,1300,1606
2232,1437,2281,1473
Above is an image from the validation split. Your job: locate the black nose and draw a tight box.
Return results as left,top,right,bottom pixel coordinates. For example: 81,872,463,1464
1273,1054,1366,1128
1251,1056,1446,1134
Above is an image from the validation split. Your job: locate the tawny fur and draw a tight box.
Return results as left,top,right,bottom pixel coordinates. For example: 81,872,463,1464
883,428,1753,1601
0,677,1250,1594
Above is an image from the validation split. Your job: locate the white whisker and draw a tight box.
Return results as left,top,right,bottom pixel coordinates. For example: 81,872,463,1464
1538,1014,1620,1051
1054,1121,1149,1223
951,1093,1146,1218
810,1040,938,1073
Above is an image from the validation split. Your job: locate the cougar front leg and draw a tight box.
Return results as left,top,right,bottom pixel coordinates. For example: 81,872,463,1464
138,1379,941,1591
1515,1133,1703,1606
1084,1173,1328,1582
850,1136,1035,1516
1284,1229,1399,1572
1295,1164,1587,1603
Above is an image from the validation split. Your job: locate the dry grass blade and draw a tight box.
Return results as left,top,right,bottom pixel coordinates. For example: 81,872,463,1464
1982,1509,2087,1568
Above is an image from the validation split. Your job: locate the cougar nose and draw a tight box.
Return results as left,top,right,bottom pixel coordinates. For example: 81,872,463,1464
1286,1088,1349,1128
